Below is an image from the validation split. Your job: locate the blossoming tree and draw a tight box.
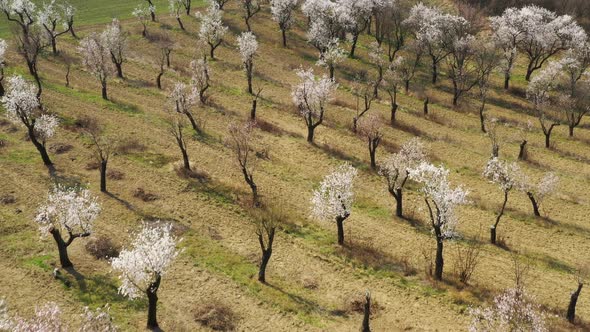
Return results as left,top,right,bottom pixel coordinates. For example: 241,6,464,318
270,0,298,47
311,163,357,245
238,31,258,94
196,2,227,59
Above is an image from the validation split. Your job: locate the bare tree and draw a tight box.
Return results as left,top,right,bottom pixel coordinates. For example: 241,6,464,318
84,120,117,193
190,56,211,104
251,206,282,283
169,82,200,134
567,266,588,324
474,40,500,133
250,87,262,120
15,27,45,98
167,110,191,171
357,114,383,170
227,121,259,206
351,72,376,133
241,0,261,31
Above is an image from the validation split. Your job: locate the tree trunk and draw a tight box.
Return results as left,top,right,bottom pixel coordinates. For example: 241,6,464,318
390,103,397,125
567,283,583,324
150,11,156,22
518,140,527,160
527,192,541,217
250,98,257,120
491,191,508,244
65,66,70,88
545,132,551,148
504,73,510,90
177,17,185,30
50,37,57,55
431,59,438,84
525,62,534,81
28,126,53,167
569,125,574,137
479,101,486,133
185,112,200,134
50,229,73,268
101,82,108,100
146,275,161,330
180,144,191,171
307,125,315,144
404,80,409,94
395,189,402,218
258,249,272,283
349,34,358,58
245,18,251,32
100,160,107,192
336,217,345,245
210,45,215,60
142,25,147,38
281,29,287,48
247,72,253,95
156,72,163,89
423,98,429,116
361,292,371,332
70,25,78,39
435,238,444,281
329,65,335,80
114,61,123,79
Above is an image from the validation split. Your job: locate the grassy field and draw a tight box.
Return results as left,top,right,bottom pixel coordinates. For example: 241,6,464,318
0,1,589,331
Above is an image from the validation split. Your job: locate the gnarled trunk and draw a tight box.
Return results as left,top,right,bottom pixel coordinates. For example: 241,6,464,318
491,191,508,244
434,237,444,280
336,216,345,245
567,283,583,323
258,248,271,283
100,160,107,192
518,140,527,160
281,29,287,48
27,126,53,167
50,229,73,268
527,192,540,217
361,292,371,332
146,275,161,329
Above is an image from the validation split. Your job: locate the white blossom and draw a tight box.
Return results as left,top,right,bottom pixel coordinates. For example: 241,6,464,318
35,185,101,238
168,0,184,18
0,39,7,67
80,305,117,332
196,2,227,54
469,288,546,332
34,113,59,141
111,223,180,299
409,162,468,238
483,157,520,193
292,67,337,119
311,163,357,222
0,0,36,18
237,31,258,64
0,302,63,332
101,18,127,71
79,33,115,85
132,4,151,22
1,75,40,126
270,0,298,31
316,38,345,70
379,138,427,191
190,57,211,103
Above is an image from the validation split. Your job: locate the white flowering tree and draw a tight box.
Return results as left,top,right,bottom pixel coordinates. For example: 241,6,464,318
311,163,357,245
102,19,127,79
368,41,387,97
357,114,383,170
515,5,586,81
83,120,117,193
526,60,563,148
61,2,76,38
303,0,341,52
291,67,337,143
37,0,71,55
317,38,345,80
374,0,408,62
382,58,403,124
489,8,524,90
227,121,259,206
166,105,192,171
339,0,374,58
79,33,115,100
169,81,200,135
0,0,36,38
35,185,101,268
111,223,180,330
238,31,258,94
446,34,479,106
190,56,211,104
132,4,151,37
469,287,546,332
169,0,186,30
409,162,468,280
1,75,57,168
404,4,470,84
270,0,298,47
241,0,260,31
519,172,559,217
379,138,427,218
196,2,227,60
0,39,7,96
80,306,118,332
483,157,521,244
351,72,376,133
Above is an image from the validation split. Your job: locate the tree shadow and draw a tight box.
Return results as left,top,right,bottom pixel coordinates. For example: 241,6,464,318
105,191,137,212
63,266,87,291
265,283,329,315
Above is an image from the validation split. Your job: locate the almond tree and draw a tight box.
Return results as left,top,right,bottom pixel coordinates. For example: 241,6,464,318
351,73,376,133
238,31,258,94
303,0,341,53
368,41,386,97
111,223,180,330
2,75,57,168
0,39,7,96
317,38,345,80
291,67,337,143
227,121,259,206
144,0,156,21
84,121,117,193
169,82,200,135
357,114,383,170
382,58,402,124
241,0,260,31
37,0,71,55
379,138,427,218
489,7,525,89
212,0,230,10
483,157,520,244
519,172,559,217
169,0,186,30
0,0,36,39
196,2,227,59
516,5,585,81
526,60,563,148
102,19,127,79
469,287,546,332
132,4,151,37
339,0,374,58
311,163,357,245
446,35,478,106
15,27,45,97
474,40,500,132
374,0,408,62
166,108,192,171
270,0,298,47
79,33,115,100
190,56,211,104
61,2,76,38
556,46,590,137
35,185,101,268
409,162,468,280
567,268,587,324
251,207,281,283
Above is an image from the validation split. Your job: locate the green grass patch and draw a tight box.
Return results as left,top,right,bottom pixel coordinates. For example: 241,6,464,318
5,149,37,164
23,254,53,271
46,82,142,115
